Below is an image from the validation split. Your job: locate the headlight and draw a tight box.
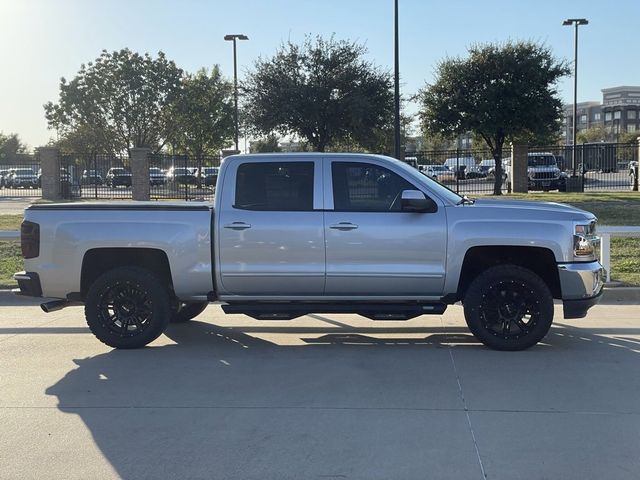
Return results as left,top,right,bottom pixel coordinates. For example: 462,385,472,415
573,221,599,261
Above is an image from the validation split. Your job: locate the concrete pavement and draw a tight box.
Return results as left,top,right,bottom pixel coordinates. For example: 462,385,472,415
1,293,639,479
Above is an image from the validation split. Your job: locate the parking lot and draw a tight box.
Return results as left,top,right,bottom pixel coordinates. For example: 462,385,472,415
1,292,639,479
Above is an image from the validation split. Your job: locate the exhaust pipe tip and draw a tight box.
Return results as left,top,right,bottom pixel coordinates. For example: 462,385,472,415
40,300,69,313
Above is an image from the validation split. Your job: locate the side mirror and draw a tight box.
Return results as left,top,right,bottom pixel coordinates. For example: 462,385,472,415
401,190,437,213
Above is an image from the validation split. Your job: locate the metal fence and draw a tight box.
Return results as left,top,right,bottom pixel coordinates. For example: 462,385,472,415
2,144,637,201
149,154,221,201
528,143,637,192
408,146,512,195
59,153,134,200
0,153,41,197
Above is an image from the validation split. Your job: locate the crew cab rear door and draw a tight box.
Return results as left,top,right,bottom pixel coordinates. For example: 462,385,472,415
323,158,447,296
217,158,325,296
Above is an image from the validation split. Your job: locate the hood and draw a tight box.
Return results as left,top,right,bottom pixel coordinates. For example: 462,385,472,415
470,198,595,222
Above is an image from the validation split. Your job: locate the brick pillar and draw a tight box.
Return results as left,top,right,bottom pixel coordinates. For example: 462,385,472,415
39,147,61,201
634,137,640,191
130,148,151,201
510,143,528,193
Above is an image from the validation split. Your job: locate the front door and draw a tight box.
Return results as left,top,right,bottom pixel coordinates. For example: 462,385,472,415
324,160,447,297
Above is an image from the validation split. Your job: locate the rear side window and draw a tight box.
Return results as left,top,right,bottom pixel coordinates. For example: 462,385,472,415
235,162,314,211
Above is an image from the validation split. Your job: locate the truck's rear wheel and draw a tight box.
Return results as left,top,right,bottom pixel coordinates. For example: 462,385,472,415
463,265,554,351
85,267,171,349
171,302,208,323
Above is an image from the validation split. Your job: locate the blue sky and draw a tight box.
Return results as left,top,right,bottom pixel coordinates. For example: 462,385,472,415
1,0,639,148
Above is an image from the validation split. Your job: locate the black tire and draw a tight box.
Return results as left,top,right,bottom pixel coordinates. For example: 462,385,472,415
84,266,171,349
463,265,554,351
171,302,208,323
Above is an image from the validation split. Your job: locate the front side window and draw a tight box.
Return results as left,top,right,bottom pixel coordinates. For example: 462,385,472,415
235,162,314,211
332,162,417,212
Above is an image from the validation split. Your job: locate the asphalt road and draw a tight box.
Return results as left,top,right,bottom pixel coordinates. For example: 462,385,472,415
1,292,639,479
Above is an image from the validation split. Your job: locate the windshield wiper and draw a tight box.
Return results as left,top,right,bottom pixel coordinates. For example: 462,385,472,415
457,195,475,205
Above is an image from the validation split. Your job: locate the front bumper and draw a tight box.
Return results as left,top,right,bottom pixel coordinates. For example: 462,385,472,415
13,271,43,297
557,261,605,319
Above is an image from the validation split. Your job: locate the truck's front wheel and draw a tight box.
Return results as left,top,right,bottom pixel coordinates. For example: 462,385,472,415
463,265,554,351
85,267,171,349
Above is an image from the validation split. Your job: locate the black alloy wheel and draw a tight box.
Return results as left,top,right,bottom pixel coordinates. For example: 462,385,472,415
463,265,554,351
85,267,171,349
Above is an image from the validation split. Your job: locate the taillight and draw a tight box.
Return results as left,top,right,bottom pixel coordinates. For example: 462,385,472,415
21,221,40,259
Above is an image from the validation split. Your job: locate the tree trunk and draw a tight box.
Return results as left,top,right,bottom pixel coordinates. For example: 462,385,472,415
492,144,504,195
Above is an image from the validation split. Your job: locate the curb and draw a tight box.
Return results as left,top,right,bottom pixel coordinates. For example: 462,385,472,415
601,287,640,304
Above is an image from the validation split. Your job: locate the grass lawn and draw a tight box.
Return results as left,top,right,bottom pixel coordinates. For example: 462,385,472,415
0,214,22,230
0,241,21,288
0,192,638,288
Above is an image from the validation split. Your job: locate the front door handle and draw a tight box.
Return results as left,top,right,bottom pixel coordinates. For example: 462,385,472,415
329,222,359,231
224,222,252,230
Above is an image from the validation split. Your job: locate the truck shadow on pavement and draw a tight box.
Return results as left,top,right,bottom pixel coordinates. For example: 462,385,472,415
41,317,640,479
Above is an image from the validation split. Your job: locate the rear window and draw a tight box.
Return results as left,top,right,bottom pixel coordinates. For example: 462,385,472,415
235,162,314,211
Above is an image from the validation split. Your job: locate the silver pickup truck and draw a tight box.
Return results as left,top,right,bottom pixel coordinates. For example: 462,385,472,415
14,153,604,351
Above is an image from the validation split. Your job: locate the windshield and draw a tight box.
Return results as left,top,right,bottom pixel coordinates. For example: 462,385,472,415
111,168,126,174
15,169,34,175
149,168,163,173
528,155,556,167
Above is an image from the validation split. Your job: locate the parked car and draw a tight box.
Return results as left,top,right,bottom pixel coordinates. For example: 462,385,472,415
149,167,166,186
37,168,71,188
0,169,10,188
166,167,198,186
424,165,456,183
6,168,38,188
105,168,132,188
201,167,219,187
443,157,480,179
16,153,603,352
81,170,103,186
526,153,565,191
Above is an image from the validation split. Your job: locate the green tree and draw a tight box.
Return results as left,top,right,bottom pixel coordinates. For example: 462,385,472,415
577,126,608,144
45,49,183,155
418,41,569,194
0,132,28,161
54,124,119,155
170,66,234,158
250,134,282,153
243,35,393,152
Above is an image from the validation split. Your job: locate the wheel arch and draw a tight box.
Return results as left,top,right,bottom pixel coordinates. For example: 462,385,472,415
81,247,174,299
457,246,561,301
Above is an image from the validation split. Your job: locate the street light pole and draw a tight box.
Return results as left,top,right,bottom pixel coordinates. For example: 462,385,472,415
563,18,588,178
393,0,401,160
224,34,249,152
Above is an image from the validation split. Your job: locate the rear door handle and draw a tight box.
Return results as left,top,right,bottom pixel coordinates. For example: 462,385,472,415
224,222,252,230
329,222,359,231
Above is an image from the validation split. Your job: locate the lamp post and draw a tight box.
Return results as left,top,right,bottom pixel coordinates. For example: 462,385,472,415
224,34,249,152
393,0,401,160
563,18,588,178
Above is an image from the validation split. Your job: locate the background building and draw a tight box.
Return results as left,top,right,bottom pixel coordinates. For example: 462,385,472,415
563,86,640,144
